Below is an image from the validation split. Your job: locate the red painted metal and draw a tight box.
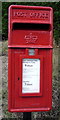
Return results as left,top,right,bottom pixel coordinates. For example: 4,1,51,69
8,5,53,112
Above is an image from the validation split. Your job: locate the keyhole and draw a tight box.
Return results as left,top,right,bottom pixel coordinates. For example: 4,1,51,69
18,77,20,80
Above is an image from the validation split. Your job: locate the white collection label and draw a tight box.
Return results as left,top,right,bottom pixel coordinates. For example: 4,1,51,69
22,59,40,93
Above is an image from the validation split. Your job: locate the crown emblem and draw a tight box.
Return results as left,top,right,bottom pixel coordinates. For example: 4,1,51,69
24,33,38,43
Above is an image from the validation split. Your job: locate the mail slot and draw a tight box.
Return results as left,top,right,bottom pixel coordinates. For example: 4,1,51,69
8,5,53,112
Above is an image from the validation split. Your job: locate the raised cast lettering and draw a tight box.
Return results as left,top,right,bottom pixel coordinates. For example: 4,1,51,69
13,11,49,19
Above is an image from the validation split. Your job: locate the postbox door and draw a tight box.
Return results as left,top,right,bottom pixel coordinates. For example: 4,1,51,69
9,48,52,111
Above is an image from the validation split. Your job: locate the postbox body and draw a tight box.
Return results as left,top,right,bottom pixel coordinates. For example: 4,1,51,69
8,5,53,112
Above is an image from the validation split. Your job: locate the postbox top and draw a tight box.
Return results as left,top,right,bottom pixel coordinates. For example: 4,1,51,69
9,5,53,24
8,5,53,48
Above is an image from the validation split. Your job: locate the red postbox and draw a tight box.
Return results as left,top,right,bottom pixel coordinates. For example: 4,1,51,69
8,5,53,112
